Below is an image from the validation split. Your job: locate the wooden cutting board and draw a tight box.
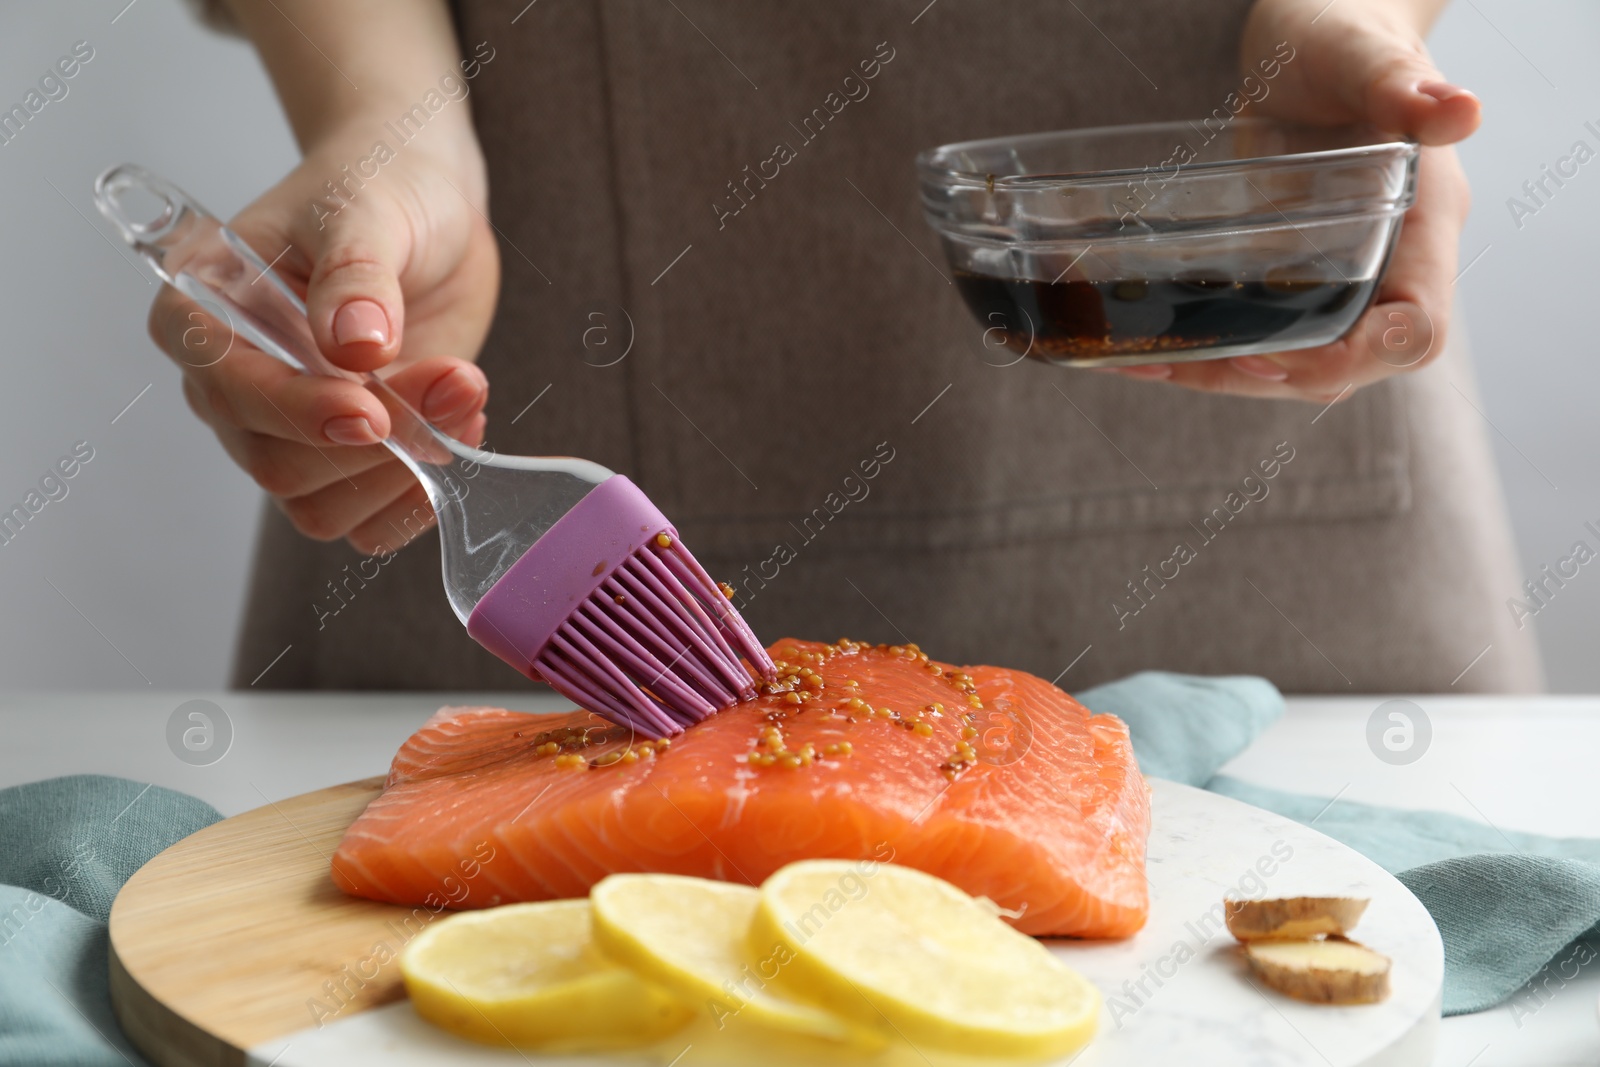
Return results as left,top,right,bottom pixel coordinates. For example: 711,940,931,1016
110,779,1445,1067
108,777,402,1067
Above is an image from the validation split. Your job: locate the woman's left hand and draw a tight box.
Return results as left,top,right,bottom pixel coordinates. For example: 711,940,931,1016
1104,0,1480,403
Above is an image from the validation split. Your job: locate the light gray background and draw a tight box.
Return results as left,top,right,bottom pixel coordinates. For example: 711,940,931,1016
0,0,1593,690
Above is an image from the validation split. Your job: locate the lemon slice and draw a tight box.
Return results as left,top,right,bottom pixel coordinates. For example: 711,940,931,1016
589,873,873,1046
752,860,1100,1060
400,899,693,1050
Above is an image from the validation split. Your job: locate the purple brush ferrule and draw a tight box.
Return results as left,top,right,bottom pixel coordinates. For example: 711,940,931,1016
467,475,774,739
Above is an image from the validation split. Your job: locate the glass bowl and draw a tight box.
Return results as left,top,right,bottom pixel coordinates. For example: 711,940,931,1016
916,119,1419,367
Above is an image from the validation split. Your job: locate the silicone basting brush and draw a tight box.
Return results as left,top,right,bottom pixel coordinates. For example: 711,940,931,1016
95,164,774,738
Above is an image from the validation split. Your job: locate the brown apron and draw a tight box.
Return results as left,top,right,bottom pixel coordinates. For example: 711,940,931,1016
231,0,1542,693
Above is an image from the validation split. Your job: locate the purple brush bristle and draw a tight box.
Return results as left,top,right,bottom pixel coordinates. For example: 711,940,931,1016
467,476,774,738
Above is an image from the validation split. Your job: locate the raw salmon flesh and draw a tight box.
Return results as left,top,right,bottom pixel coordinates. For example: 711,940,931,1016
332,639,1151,937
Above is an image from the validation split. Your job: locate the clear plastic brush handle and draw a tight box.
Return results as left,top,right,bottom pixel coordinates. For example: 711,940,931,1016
94,163,611,621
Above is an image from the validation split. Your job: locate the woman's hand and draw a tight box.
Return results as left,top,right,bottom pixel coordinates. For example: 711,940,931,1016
149,134,498,553
147,0,498,553
1105,0,1480,402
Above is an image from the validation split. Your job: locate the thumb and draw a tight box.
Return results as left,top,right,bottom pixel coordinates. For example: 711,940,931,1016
304,200,408,373
1334,25,1481,146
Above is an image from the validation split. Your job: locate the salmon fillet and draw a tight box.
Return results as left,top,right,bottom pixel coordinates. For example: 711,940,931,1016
332,639,1150,937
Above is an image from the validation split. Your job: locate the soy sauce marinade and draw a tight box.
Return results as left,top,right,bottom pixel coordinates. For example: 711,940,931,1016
953,271,1375,361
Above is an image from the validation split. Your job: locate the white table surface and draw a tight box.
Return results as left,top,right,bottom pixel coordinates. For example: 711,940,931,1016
3,691,1596,1066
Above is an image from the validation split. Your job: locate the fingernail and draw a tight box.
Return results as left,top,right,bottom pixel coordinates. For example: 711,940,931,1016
1118,363,1172,380
323,415,380,445
422,367,487,421
332,300,390,348
1417,81,1473,103
1231,356,1290,381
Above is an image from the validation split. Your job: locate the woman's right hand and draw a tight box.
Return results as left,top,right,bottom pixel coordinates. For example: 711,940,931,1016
147,129,500,555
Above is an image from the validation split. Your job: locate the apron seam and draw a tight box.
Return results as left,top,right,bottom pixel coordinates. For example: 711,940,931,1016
592,0,645,482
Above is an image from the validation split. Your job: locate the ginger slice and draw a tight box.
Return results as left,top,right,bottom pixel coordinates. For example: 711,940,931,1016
1244,936,1391,1005
1225,896,1369,941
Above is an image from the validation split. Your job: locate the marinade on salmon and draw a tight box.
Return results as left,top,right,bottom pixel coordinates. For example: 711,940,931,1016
332,639,1151,938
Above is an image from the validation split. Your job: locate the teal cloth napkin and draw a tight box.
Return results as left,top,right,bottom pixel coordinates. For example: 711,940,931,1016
0,775,220,1066
1077,671,1600,1016
4,676,1598,1065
